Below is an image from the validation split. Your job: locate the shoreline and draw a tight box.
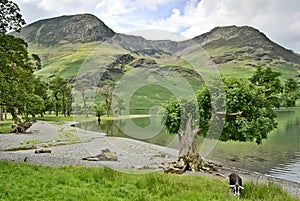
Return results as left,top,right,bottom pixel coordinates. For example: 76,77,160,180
0,120,299,198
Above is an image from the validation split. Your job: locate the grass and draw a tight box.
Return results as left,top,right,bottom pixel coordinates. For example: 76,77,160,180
0,161,298,201
0,120,13,134
36,115,76,125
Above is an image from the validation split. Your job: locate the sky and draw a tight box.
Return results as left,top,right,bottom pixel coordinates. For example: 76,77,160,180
14,0,300,53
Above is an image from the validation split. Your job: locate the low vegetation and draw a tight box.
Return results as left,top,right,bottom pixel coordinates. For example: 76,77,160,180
0,161,298,201
0,120,13,134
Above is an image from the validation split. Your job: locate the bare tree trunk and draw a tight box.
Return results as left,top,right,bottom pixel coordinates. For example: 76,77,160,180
0,108,3,121
163,117,221,174
13,107,20,125
4,109,7,120
105,95,110,117
81,90,88,118
177,117,203,171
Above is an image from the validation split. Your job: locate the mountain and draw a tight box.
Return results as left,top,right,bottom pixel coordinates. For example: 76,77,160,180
12,14,115,45
193,25,300,66
11,14,300,82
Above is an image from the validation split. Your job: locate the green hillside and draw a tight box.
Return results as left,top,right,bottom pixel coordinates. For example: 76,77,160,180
12,14,300,114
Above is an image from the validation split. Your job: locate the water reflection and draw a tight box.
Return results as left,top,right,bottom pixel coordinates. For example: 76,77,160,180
77,108,300,183
208,108,300,183
269,152,300,182
78,117,178,148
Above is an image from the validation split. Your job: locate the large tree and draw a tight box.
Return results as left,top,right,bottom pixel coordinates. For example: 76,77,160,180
49,76,72,116
162,67,290,172
282,77,300,107
0,0,46,130
0,34,37,124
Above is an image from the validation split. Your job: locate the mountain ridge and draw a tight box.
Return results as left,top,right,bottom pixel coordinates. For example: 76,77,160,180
11,13,300,81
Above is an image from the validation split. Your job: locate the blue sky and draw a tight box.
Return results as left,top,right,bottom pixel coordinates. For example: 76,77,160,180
14,0,300,52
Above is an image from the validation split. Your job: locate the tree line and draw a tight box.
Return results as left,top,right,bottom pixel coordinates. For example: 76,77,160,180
0,0,73,130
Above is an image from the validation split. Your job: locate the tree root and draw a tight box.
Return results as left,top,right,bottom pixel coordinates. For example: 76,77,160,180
11,120,35,134
162,158,222,174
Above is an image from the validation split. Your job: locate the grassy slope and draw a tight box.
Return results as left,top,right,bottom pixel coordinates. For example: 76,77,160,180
30,42,126,80
29,42,299,114
0,161,298,201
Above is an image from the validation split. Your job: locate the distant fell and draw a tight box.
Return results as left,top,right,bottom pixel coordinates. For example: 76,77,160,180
12,14,115,45
193,25,300,65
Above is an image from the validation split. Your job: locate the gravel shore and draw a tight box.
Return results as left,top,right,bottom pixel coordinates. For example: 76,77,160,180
0,121,299,198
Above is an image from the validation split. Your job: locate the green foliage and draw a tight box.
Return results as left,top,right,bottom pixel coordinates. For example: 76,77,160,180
249,66,283,108
221,77,278,144
161,67,288,145
0,2,47,124
0,0,25,34
31,54,41,70
95,102,106,118
0,34,46,122
161,99,181,134
0,161,298,201
49,76,72,116
282,77,300,107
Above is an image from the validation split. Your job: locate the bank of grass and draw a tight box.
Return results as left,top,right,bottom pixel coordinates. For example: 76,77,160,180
0,161,298,201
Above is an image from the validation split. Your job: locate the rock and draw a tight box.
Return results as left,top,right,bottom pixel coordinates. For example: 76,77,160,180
82,149,118,161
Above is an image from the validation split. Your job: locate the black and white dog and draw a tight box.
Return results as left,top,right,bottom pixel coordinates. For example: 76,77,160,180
229,173,244,197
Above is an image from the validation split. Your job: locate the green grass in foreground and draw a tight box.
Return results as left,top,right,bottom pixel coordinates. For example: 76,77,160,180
0,161,298,201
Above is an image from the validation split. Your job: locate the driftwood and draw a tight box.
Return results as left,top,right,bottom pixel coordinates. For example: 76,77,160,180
35,147,52,154
82,149,118,161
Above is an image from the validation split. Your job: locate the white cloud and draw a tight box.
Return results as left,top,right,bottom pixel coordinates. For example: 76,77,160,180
136,0,173,11
36,0,99,14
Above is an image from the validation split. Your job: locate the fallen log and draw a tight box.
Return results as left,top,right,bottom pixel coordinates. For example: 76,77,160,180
82,149,118,161
35,147,52,154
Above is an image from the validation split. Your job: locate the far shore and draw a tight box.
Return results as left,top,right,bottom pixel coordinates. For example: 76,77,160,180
0,120,299,198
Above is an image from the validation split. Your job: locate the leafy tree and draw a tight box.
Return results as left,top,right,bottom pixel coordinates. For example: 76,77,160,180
0,0,46,130
0,0,25,34
49,76,71,116
162,67,284,172
0,34,37,124
249,66,283,108
95,102,106,122
31,54,42,70
282,77,300,107
74,82,89,117
24,94,45,119
65,85,73,116
98,81,114,117
32,77,48,116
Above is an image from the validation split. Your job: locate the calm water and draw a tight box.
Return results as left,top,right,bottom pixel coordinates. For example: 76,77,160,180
77,108,300,183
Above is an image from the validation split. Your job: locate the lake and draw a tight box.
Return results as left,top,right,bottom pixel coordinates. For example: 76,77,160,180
76,107,300,183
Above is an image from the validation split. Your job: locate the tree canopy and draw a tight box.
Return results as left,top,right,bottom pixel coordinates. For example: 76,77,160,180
161,66,298,172
0,1,48,128
163,67,286,145
0,0,25,34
